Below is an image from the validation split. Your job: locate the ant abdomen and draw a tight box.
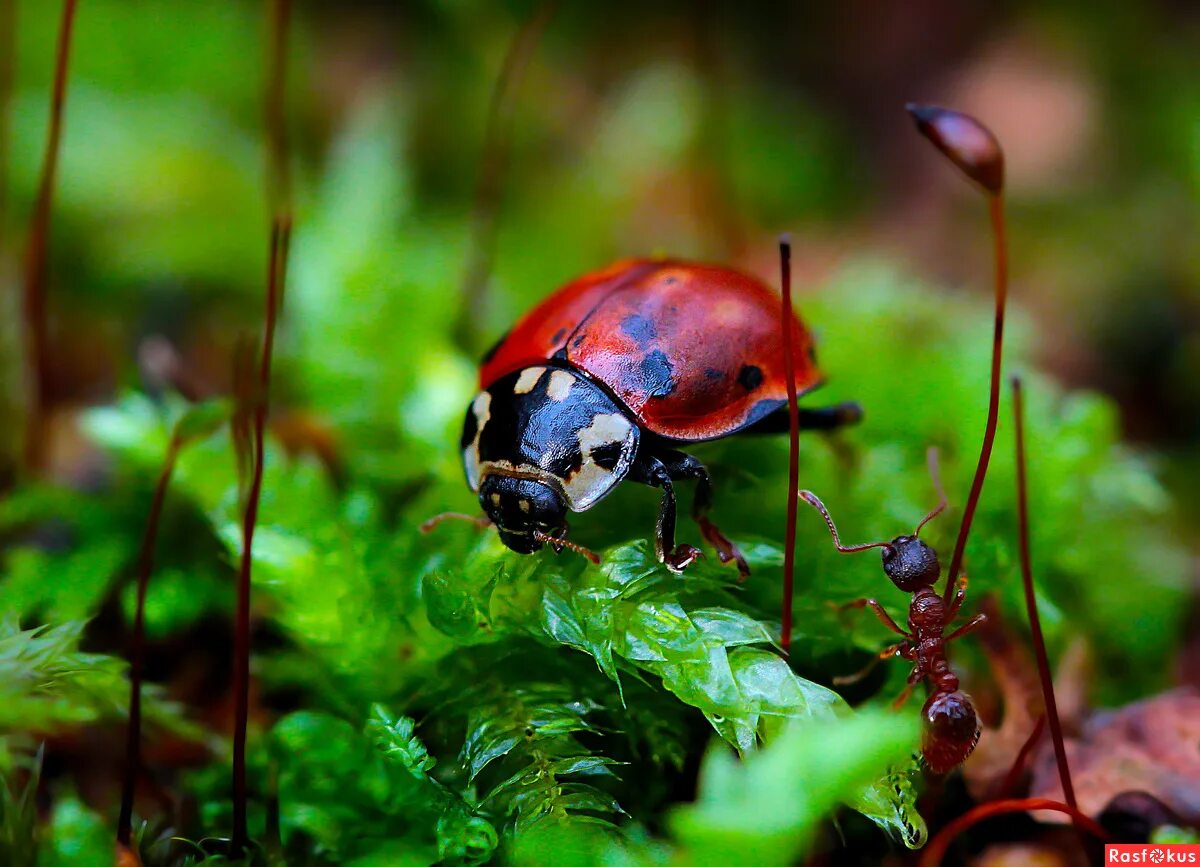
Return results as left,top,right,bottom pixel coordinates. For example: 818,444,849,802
921,690,981,774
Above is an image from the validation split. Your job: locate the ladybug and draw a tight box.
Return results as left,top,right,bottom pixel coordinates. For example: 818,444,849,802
461,258,860,574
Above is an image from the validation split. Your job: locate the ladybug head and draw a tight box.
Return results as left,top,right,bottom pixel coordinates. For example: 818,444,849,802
881,535,941,592
479,475,566,554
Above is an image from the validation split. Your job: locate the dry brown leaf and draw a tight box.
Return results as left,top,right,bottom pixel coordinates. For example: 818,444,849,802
1028,688,1200,825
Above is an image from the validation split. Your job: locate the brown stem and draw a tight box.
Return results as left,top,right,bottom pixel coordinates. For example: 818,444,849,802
996,714,1045,800
780,237,799,654
0,0,15,242
918,798,1107,867
0,0,12,488
455,0,559,348
1012,376,1078,815
943,193,1007,603
231,1,293,853
264,0,291,216
20,0,78,475
231,219,290,857
117,432,182,846
688,0,745,257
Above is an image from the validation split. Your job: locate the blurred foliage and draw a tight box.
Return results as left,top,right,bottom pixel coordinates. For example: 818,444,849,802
1,0,1197,863
0,619,195,769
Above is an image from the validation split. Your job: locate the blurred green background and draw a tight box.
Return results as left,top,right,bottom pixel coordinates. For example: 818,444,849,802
3,0,1200,485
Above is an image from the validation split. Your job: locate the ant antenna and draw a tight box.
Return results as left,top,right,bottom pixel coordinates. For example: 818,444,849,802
913,446,948,538
906,104,1008,605
799,491,894,555
533,529,601,564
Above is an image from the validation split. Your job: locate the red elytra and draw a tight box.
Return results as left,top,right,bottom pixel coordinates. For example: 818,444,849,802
480,258,823,441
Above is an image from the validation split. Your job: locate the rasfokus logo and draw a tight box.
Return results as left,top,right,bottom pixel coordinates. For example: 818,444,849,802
1106,845,1200,863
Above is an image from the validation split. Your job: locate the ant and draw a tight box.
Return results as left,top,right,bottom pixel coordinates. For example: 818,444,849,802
799,450,987,775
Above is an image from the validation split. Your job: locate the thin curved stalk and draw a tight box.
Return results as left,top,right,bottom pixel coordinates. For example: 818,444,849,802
117,433,182,846
1012,376,1077,815
20,0,78,474
780,237,799,654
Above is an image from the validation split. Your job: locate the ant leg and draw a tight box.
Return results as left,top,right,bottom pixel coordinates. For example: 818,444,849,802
652,448,749,579
947,572,970,620
835,598,910,638
945,613,988,642
891,679,918,710
833,641,907,686
628,452,703,573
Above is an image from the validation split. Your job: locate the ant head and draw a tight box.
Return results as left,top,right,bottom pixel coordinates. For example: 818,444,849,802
881,535,941,592
801,447,949,594
883,446,949,592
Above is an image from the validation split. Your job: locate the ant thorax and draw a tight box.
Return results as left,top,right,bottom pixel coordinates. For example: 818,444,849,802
881,535,942,592
908,588,948,633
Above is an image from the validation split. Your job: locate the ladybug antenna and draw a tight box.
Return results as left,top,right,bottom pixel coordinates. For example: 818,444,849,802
533,529,601,565
420,512,493,534
799,491,894,556
913,446,949,538
906,104,1008,604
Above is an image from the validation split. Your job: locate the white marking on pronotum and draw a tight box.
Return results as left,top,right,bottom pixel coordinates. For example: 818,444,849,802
514,366,545,394
580,412,632,447
474,459,563,501
546,369,575,402
463,391,492,489
562,412,635,511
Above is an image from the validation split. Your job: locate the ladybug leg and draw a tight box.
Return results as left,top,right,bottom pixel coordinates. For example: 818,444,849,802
627,453,703,573
745,401,864,434
652,450,750,579
638,449,748,576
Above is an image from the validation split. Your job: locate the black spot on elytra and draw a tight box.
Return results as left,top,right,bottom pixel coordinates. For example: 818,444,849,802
807,344,818,364
704,367,723,381
663,276,679,286
745,398,785,427
738,365,764,391
572,334,587,349
640,350,676,398
551,327,567,344
620,313,657,348
589,439,625,471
